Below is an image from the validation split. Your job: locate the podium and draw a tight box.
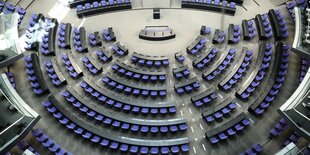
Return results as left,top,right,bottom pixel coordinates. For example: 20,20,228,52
153,9,160,19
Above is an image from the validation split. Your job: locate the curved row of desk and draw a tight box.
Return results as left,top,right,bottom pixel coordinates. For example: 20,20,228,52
43,94,190,154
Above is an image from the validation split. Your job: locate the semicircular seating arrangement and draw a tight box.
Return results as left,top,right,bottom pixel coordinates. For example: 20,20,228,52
80,77,177,115
43,59,67,86
73,27,88,52
111,60,167,82
2,1,310,155
186,36,208,55
31,129,72,155
202,47,236,80
193,47,219,69
236,42,273,100
61,87,187,134
95,48,113,63
42,94,190,154
102,73,167,97
131,52,170,68
58,23,72,49
202,97,238,123
218,47,253,90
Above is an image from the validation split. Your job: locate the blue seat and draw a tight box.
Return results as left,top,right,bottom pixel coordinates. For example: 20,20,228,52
109,142,119,149
123,105,131,111
154,61,161,67
160,126,168,133
160,108,167,114
242,118,251,126
131,56,138,62
209,136,219,144
169,107,176,113
130,146,139,153
131,125,139,132
99,95,107,102
132,106,140,113
234,124,244,131
66,122,76,129
150,126,159,133
107,99,115,106
169,125,178,132
95,115,104,121
53,112,63,119
218,132,228,140
214,112,223,119
120,144,128,152
141,108,149,114
142,75,149,81
121,123,130,130
206,115,214,122
161,147,169,154
255,108,264,115
82,132,92,139
91,135,100,143
37,134,48,142
150,91,158,97
116,84,124,91
32,129,43,137
150,147,159,154
150,108,158,114
171,146,179,154
100,139,109,147
49,144,60,152
253,144,263,153
114,102,123,109
140,147,149,154
159,90,167,96
59,118,69,124
179,124,187,131
202,97,211,104
112,121,121,127
141,90,149,96
181,144,189,152
42,100,52,107
103,118,112,125
227,128,236,136
176,88,184,94
140,126,149,133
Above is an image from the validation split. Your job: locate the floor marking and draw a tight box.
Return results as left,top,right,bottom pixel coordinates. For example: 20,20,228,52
170,79,173,85
193,146,197,154
253,0,260,6
180,110,183,116
78,18,86,28
199,123,204,130
125,60,128,63
189,108,192,114
202,144,206,151
241,5,248,11
236,103,241,108
191,126,194,133
250,118,255,124
218,93,223,99
202,85,206,89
